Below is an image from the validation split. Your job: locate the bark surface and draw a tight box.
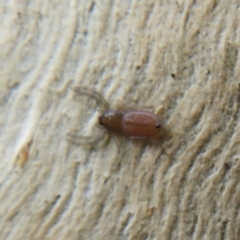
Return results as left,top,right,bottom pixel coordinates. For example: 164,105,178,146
0,1,239,240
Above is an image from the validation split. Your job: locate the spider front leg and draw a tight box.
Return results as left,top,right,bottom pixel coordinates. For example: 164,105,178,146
74,87,110,113
66,131,107,146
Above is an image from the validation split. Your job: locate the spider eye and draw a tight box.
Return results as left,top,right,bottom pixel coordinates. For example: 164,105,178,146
155,124,161,129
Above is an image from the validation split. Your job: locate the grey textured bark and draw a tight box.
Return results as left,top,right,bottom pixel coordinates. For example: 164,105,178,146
0,1,240,240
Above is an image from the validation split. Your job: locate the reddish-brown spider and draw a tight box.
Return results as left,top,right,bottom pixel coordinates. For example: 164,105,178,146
67,87,167,147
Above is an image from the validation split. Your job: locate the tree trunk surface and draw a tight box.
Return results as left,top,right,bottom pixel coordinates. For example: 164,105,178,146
0,1,240,240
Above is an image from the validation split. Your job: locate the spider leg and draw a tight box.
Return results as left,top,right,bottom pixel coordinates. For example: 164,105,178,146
74,87,110,113
66,131,106,146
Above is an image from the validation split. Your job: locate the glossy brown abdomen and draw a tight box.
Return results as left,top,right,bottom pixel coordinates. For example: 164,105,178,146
122,110,161,138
